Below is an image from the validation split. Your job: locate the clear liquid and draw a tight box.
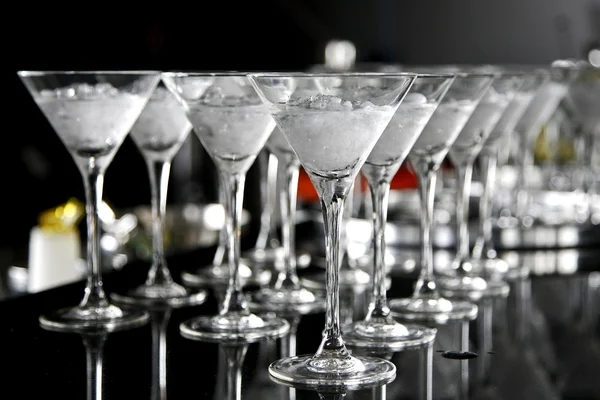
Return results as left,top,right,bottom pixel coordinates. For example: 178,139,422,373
187,104,275,174
366,102,438,167
273,106,395,179
35,90,146,155
410,100,477,159
130,87,192,159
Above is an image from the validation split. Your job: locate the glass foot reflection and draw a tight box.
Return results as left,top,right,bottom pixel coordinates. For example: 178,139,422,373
343,320,436,351
269,354,396,390
180,312,289,344
389,297,478,324
437,275,510,300
40,304,149,333
112,282,207,307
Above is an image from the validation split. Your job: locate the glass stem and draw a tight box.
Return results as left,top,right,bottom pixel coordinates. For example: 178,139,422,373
454,161,473,274
341,183,356,270
365,179,392,321
145,158,173,286
312,176,353,360
83,334,106,400
255,151,279,250
411,159,440,299
213,188,227,267
275,154,301,290
473,151,497,261
80,170,109,309
220,172,248,315
223,345,248,400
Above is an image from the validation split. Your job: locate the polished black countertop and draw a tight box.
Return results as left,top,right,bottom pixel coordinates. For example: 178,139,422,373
3,220,600,400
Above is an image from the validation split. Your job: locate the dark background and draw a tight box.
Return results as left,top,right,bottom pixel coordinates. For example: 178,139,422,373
6,0,600,252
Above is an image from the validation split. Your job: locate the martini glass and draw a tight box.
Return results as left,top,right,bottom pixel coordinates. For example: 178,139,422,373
436,69,524,300
19,71,160,332
250,126,326,314
112,78,207,307
162,72,289,342
512,63,581,225
388,70,495,324
471,70,549,278
250,72,416,388
343,73,455,351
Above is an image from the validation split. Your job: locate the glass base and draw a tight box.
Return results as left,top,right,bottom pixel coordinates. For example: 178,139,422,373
343,319,436,351
302,269,386,291
111,282,207,308
181,262,271,288
269,354,396,391
389,296,478,324
437,275,510,301
39,304,149,333
250,287,326,316
180,312,290,344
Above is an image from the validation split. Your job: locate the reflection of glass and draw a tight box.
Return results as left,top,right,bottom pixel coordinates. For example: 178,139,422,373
250,72,415,389
149,307,171,400
113,79,207,307
437,70,523,300
163,72,289,342
39,311,148,400
389,71,493,323
344,74,454,351
19,71,160,331
472,70,548,278
83,334,106,400
217,344,248,400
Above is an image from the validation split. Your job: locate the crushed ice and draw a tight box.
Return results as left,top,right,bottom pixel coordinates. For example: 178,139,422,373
288,94,377,110
40,83,119,99
200,85,261,106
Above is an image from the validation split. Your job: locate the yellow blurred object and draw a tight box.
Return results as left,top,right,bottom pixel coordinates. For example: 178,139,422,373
39,198,85,233
533,125,550,164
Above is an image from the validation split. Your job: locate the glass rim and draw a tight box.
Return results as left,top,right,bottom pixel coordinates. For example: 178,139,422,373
247,71,420,78
162,71,253,78
17,70,161,77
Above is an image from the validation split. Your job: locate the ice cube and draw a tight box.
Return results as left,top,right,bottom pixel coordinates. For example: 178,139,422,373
75,83,94,98
56,87,76,98
95,83,118,97
40,89,55,98
403,93,427,105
